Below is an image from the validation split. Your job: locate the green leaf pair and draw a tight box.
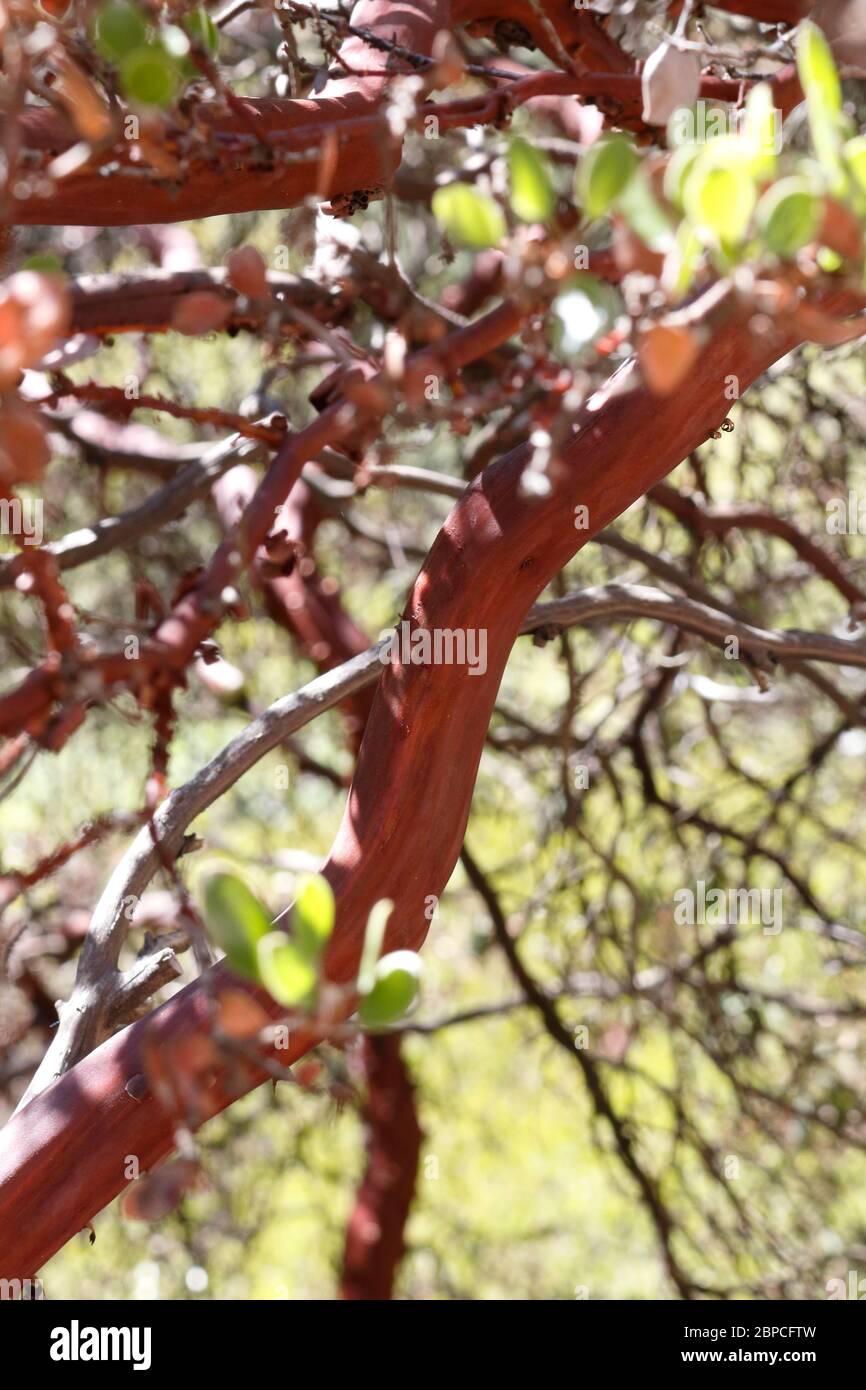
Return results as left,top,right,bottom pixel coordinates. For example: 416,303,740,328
575,136,674,254
431,137,556,250
94,3,218,108
202,875,422,1028
204,871,334,1009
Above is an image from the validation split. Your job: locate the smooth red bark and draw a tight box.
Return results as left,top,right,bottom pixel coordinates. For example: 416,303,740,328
4,285,862,1279
341,1036,423,1300
7,0,447,225
6,1,809,227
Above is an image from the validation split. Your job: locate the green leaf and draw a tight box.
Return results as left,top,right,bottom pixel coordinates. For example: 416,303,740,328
204,872,272,981
796,20,845,176
257,933,318,1009
817,245,844,273
684,144,757,246
845,136,866,190
508,137,555,223
662,220,703,300
359,951,422,1029
756,177,821,258
844,135,866,214
21,253,63,274
291,873,335,960
183,6,219,55
617,173,674,252
432,184,506,249
119,43,180,106
94,3,148,60
357,899,393,996
797,20,842,120
663,143,701,210
576,137,638,220
742,82,778,180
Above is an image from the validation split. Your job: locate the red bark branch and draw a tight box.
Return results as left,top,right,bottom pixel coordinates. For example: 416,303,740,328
459,0,635,71
251,476,420,1299
217,456,415,1300
0,298,522,746
235,446,419,1299
3,283,861,1279
340,1035,423,1300
5,0,807,227
7,0,448,226
66,269,348,339
218,431,417,1302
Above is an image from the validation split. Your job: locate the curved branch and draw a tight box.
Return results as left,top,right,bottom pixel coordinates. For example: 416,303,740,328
1,282,863,1280
8,0,450,226
19,568,866,1112
7,2,804,228
66,269,348,339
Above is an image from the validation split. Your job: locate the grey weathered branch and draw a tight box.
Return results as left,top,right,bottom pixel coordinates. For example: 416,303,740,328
14,644,385,1109
16,580,866,1109
0,435,259,589
0,445,466,590
537,583,866,671
107,946,185,1029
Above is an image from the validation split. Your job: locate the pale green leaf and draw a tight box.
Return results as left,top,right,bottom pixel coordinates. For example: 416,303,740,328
796,20,846,178
684,145,757,246
358,899,394,996
204,872,272,981
743,82,779,180
257,933,318,1009
359,950,422,1028
617,173,674,252
576,137,638,220
432,184,506,248
756,177,822,258
292,873,335,960
508,137,555,223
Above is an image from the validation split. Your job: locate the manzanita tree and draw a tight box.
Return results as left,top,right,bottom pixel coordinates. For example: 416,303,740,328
0,0,865,1299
